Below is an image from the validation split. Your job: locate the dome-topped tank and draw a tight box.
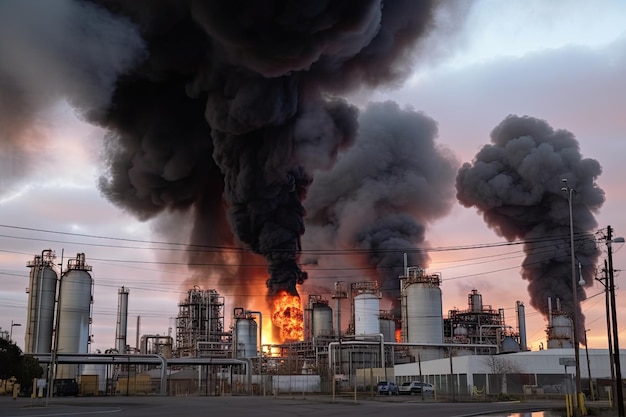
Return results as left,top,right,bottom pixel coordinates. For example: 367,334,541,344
403,268,443,344
25,250,58,354
56,254,93,379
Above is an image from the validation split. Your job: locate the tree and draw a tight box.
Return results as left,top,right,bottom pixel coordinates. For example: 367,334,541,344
483,354,523,395
0,339,44,396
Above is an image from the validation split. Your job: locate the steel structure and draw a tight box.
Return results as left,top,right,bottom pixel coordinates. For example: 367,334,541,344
444,289,511,350
176,287,226,357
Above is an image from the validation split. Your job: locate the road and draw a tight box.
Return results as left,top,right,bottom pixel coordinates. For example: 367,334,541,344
0,395,573,417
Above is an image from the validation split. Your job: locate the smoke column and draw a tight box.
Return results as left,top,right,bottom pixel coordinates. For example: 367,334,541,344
1,0,469,328
82,0,456,301
456,115,605,340
304,101,457,312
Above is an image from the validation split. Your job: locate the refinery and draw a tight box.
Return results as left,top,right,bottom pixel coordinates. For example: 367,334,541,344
8,248,621,401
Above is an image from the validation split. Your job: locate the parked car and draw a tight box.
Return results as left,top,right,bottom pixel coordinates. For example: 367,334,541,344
53,379,79,397
377,381,399,395
399,381,434,395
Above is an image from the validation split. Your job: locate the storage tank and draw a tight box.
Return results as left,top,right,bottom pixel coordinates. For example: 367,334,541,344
311,302,333,337
234,310,258,358
401,267,444,361
354,293,380,335
25,250,58,353
56,254,93,379
547,315,573,349
403,268,443,344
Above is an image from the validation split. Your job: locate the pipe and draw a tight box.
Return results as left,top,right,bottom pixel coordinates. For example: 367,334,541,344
35,352,168,395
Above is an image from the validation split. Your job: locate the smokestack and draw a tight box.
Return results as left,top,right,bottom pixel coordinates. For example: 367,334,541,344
115,286,129,354
456,115,604,338
516,301,527,351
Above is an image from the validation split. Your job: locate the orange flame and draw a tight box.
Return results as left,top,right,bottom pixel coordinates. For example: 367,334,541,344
271,291,303,342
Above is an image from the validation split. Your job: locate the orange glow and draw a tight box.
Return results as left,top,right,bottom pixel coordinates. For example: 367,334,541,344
271,291,304,342
395,328,402,343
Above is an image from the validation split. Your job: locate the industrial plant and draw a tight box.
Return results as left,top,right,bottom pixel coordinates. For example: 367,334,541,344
13,250,620,400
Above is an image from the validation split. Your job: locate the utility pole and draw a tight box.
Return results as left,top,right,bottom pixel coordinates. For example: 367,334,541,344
607,225,624,417
601,260,616,403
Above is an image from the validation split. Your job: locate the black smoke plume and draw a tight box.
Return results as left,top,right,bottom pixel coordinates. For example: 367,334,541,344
85,0,452,299
1,0,466,307
304,101,458,313
456,115,605,340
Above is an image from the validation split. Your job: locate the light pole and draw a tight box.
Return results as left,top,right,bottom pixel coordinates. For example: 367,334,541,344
9,320,21,342
562,178,583,416
605,225,624,417
584,329,594,401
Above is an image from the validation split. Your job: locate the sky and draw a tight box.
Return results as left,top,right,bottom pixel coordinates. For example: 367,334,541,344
1,0,625,354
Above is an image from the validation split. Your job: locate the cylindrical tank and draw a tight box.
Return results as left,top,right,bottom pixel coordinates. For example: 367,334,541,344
379,319,395,342
116,287,129,354
547,315,573,349
235,318,258,358
354,293,380,335
56,254,93,379
25,250,58,353
469,289,483,312
405,281,443,344
311,303,333,337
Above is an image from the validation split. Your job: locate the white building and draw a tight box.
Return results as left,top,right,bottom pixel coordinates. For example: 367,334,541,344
394,348,624,397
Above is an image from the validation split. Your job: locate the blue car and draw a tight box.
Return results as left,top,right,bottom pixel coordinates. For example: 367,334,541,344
377,381,399,395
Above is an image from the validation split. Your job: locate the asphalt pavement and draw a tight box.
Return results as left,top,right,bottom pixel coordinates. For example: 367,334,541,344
0,395,585,417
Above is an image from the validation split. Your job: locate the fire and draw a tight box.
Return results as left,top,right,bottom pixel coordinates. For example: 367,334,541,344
271,291,304,342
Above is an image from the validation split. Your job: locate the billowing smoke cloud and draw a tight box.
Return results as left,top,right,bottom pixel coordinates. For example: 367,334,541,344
0,0,145,193
303,101,458,312
456,115,605,340
1,0,468,314
85,0,457,300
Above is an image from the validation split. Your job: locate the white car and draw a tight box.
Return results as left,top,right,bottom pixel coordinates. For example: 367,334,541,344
399,381,434,395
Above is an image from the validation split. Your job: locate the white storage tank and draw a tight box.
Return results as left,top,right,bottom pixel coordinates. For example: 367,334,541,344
56,253,93,379
25,250,58,354
354,293,380,336
403,268,443,344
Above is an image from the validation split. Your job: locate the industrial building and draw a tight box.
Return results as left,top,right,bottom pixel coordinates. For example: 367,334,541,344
20,251,626,399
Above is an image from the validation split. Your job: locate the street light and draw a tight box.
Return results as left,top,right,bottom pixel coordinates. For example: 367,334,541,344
584,329,594,401
10,320,21,342
561,178,583,416
605,225,624,417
